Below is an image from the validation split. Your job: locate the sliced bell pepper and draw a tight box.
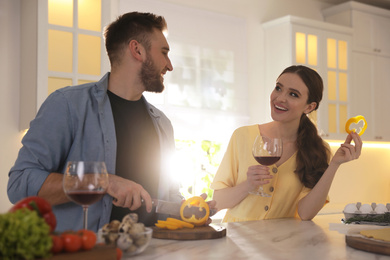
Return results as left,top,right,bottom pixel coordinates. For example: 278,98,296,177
9,196,57,232
345,115,367,136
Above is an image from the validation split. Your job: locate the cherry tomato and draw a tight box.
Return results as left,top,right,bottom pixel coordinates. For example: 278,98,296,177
116,247,123,260
51,234,63,254
61,232,82,253
77,229,97,250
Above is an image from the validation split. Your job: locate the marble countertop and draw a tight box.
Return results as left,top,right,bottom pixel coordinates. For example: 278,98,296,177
129,214,390,260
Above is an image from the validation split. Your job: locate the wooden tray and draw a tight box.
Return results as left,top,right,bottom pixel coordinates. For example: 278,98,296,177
152,224,226,240
346,235,390,255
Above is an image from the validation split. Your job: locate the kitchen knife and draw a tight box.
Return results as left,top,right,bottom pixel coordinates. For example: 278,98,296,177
147,199,218,217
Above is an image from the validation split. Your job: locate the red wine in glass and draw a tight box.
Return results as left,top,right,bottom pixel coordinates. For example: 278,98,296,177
250,135,283,197
254,156,281,166
63,161,109,230
66,190,106,205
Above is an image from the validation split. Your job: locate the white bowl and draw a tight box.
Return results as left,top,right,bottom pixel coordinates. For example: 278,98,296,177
98,227,153,256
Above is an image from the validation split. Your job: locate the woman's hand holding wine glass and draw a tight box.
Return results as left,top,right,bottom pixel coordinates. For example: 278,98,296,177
63,161,109,230
249,135,282,197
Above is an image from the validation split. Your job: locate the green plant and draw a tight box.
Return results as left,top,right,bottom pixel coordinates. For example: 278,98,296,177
175,139,222,201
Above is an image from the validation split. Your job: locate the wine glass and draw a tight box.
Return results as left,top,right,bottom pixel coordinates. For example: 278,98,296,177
250,135,283,197
63,161,109,230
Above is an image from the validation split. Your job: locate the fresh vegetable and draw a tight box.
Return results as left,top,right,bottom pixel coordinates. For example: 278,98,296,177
166,217,195,228
155,220,180,230
9,196,56,232
0,208,52,260
154,218,195,230
78,229,97,250
61,232,82,253
51,230,96,254
345,212,390,224
51,234,64,254
345,115,367,136
180,196,210,226
154,197,211,229
116,247,123,260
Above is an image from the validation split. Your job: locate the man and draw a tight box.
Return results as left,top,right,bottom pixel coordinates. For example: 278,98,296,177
8,12,183,232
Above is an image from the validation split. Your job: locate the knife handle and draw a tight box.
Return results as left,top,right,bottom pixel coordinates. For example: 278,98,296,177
141,199,218,217
141,199,156,206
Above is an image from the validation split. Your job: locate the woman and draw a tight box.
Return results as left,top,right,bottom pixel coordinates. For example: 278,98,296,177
211,65,362,222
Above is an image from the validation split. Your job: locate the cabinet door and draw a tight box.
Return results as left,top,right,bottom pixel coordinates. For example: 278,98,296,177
374,16,390,57
20,0,112,131
292,25,321,69
350,52,374,139
319,31,351,140
291,26,352,140
352,11,375,54
372,56,390,140
352,52,390,141
353,11,390,57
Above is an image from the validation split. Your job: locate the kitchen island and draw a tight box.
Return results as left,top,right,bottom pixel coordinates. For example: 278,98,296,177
130,214,390,260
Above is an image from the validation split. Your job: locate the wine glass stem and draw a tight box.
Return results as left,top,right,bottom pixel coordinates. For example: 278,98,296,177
83,206,88,230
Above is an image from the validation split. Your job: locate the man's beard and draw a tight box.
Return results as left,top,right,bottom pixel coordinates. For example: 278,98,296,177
140,53,165,93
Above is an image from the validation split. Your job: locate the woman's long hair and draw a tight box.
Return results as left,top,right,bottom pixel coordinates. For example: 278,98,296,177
278,65,331,188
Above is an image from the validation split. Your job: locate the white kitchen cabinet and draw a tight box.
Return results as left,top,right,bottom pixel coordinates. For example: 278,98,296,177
323,1,390,57
372,55,390,141
351,53,390,141
263,15,352,140
352,11,390,57
323,1,390,141
19,0,115,131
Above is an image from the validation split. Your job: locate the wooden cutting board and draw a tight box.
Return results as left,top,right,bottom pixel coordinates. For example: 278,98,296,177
152,224,226,240
44,244,117,260
346,235,390,255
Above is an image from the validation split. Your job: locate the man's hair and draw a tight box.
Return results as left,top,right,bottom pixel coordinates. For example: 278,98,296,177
104,12,167,67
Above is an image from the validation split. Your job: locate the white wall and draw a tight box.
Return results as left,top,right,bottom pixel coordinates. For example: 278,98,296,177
1,0,388,214
0,0,22,212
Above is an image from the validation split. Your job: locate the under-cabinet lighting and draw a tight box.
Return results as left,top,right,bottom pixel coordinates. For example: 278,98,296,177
326,140,390,149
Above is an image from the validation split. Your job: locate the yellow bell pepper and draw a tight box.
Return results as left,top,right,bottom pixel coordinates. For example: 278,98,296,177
345,115,367,136
166,218,194,228
180,196,210,226
155,221,180,230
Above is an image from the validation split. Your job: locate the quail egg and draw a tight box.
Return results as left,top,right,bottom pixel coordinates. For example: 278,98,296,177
359,204,374,214
344,203,358,214
374,204,388,214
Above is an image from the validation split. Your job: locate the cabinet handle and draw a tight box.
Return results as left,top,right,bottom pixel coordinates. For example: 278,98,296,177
320,133,329,137
374,136,383,140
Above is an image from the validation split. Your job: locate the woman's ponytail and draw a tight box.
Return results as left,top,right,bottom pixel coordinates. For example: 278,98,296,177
278,65,331,188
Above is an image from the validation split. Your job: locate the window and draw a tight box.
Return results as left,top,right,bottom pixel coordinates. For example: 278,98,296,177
120,0,249,199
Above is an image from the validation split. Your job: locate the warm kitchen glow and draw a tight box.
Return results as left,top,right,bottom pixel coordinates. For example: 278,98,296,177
327,140,390,149
47,0,103,95
307,34,317,66
295,32,306,64
48,0,73,27
48,30,73,73
78,34,101,75
327,38,337,69
78,0,101,31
